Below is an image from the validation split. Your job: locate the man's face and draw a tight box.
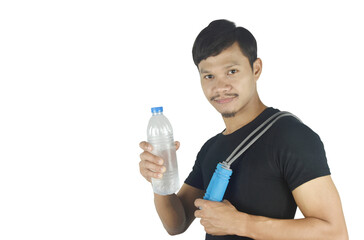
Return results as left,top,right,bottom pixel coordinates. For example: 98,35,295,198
198,42,260,118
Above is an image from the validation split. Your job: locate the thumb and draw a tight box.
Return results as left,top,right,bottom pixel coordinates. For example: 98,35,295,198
175,141,180,151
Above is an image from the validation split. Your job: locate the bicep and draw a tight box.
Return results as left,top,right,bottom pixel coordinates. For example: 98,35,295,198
177,183,204,228
292,175,346,226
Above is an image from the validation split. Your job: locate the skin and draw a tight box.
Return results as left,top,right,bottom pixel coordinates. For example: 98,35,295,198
139,42,348,239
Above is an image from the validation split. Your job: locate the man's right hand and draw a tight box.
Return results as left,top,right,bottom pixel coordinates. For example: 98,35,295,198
138,141,180,183
139,141,204,235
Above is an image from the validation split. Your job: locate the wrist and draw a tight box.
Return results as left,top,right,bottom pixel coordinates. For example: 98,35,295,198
238,213,272,239
232,211,251,237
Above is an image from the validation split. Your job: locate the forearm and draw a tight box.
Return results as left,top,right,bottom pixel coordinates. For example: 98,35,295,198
154,193,187,235
236,213,348,240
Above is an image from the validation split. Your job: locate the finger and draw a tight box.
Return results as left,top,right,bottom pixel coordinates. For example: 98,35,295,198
194,198,209,209
139,141,153,152
200,218,207,226
139,161,164,180
138,160,151,182
194,209,203,218
175,141,180,151
140,158,166,174
140,167,151,182
143,168,163,180
140,151,164,165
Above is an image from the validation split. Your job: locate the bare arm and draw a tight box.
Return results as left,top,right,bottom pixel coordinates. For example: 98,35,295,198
154,184,204,235
240,176,348,240
139,141,204,235
195,176,348,239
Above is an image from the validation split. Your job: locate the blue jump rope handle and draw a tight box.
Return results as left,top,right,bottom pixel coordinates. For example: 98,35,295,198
203,163,233,202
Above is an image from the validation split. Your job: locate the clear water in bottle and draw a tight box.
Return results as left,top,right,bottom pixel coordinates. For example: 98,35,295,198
147,107,180,195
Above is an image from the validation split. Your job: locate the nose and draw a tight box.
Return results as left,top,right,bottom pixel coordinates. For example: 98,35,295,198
213,75,232,94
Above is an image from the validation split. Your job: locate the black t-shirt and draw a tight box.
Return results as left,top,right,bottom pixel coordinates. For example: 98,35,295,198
184,107,331,240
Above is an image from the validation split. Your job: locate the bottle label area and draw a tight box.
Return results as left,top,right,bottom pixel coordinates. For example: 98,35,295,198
150,146,180,195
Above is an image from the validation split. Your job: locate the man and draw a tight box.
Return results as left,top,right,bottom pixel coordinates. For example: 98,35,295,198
138,19,348,239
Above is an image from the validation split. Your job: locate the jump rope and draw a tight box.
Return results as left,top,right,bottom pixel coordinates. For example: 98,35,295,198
203,111,301,202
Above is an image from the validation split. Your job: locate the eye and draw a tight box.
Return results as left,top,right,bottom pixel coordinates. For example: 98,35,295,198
204,74,214,80
228,69,238,75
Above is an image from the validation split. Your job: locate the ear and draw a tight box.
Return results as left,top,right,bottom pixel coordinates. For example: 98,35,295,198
253,58,263,81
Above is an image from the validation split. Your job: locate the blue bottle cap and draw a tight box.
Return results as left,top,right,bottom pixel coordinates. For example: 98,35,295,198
151,106,163,113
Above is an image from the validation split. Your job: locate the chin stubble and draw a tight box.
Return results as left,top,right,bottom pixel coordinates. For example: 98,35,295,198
221,112,237,118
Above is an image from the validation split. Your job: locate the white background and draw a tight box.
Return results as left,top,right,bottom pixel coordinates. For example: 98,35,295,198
1,0,363,239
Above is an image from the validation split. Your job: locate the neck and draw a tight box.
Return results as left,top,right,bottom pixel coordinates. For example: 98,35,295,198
222,100,267,135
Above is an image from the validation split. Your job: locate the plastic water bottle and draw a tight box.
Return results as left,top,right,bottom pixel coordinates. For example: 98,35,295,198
147,107,180,195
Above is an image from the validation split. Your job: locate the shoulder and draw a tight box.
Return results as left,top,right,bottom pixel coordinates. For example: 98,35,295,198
269,112,330,191
199,133,220,154
271,114,323,149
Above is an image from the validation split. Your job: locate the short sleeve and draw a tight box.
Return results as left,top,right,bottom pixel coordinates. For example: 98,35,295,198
184,148,205,190
184,136,218,190
275,118,331,191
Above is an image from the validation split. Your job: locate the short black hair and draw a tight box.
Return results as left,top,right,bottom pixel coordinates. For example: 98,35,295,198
192,19,257,70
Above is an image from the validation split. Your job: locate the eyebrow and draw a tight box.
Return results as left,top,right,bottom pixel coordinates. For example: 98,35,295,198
199,63,240,74
200,68,210,74
224,64,239,69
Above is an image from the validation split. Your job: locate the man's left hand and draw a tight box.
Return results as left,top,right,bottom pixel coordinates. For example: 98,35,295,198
194,198,243,236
